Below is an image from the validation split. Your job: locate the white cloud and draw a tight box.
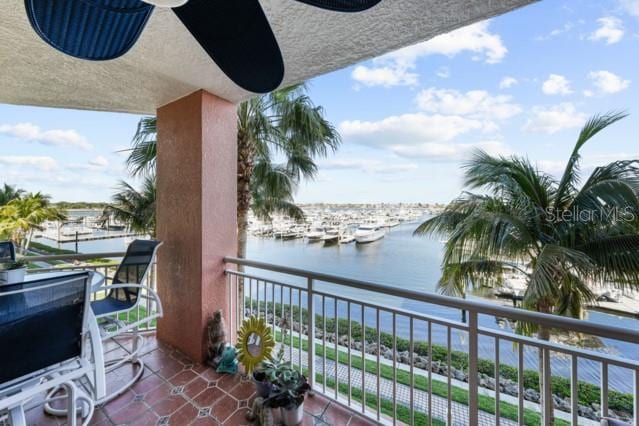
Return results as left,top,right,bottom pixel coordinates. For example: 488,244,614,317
0,122,92,150
588,70,630,94
89,156,109,167
522,103,586,134
620,0,639,17
339,113,485,149
542,74,573,95
415,88,521,122
499,76,518,89
535,160,567,176
69,155,111,172
351,65,418,88
589,17,624,44
392,140,512,161
339,113,510,162
436,67,450,79
322,159,418,174
0,156,58,171
351,20,506,87
535,22,574,41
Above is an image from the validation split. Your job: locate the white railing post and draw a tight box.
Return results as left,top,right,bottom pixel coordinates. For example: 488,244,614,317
468,310,479,425
307,277,315,388
542,347,553,425
634,369,639,426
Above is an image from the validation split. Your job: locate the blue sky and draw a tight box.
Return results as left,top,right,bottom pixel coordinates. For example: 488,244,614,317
1,0,638,203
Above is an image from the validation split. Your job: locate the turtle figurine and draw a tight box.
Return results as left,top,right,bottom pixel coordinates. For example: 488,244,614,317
215,345,238,374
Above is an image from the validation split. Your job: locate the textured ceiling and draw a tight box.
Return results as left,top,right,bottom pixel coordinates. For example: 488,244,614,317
0,0,536,114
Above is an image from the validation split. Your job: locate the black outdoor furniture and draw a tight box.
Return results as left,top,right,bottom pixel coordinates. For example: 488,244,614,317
0,272,95,426
0,241,15,262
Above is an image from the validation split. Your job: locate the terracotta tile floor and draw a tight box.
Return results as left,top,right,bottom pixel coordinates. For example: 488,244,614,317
23,333,377,426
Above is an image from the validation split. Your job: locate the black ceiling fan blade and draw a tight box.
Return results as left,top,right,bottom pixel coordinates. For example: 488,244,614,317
291,0,382,12
173,0,284,94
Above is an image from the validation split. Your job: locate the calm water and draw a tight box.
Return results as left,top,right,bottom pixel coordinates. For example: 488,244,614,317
36,220,639,392
245,222,639,393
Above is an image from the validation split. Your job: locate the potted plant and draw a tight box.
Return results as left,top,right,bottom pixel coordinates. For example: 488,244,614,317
253,323,286,398
0,260,27,284
263,362,310,426
251,365,274,398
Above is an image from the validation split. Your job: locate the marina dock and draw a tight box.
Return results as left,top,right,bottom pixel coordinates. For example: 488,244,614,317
37,232,139,244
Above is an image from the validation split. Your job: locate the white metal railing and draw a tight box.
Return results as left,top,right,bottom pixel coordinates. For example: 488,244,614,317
23,251,158,332
225,257,639,426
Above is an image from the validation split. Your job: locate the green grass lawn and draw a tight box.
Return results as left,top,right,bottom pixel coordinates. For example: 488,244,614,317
274,329,569,426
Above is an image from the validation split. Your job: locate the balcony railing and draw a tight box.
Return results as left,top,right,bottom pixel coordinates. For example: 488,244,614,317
25,251,158,332
225,257,639,426
23,252,639,425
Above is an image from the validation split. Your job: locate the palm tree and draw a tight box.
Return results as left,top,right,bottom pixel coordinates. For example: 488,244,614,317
0,184,25,206
415,112,639,326
102,176,156,238
124,84,340,258
415,112,639,423
0,192,66,252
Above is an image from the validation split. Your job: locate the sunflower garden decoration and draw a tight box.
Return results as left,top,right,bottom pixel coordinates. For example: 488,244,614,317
236,316,275,374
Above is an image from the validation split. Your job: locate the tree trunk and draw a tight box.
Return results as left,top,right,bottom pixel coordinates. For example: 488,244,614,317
24,229,34,253
237,131,255,263
236,131,255,325
536,301,554,425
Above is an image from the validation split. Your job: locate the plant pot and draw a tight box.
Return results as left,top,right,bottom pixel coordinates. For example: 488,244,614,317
0,267,26,285
252,371,272,398
280,402,304,426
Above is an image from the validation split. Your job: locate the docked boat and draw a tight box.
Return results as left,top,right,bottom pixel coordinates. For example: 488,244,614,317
385,219,400,228
354,224,385,244
339,234,355,244
320,227,340,245
305,226,325,242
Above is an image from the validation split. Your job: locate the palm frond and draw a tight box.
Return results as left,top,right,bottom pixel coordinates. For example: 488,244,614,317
554,111,628,210
126,117,157,177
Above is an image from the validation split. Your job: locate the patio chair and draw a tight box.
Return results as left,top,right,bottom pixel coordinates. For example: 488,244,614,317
89,239,163,403
0,240,15,262
0,272,95,426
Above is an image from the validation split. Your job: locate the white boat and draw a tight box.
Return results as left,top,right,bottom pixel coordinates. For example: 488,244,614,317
386,219,400,228
339,234,355,244
320,228,340,244
354,224,385,244
305,226,325,242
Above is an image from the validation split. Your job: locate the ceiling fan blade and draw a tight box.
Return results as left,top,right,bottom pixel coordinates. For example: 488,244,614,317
173,0,284,94
24,0,153,61
291,0,381,12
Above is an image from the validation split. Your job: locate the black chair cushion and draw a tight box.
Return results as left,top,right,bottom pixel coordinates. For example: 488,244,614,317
0,273,89,384
91,297,136,316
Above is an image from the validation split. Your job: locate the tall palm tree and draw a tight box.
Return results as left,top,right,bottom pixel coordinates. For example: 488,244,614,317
0,184,25,206
415,112,639,423
102,176,156,238
0,192,66,252
123,84,340,258
415,112,639,327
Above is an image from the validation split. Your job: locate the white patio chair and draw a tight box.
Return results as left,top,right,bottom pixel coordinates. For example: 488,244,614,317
0,272,95,426
89,239,163,404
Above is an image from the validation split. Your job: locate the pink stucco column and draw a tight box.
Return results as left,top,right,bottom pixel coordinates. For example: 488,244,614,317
156,90,237,363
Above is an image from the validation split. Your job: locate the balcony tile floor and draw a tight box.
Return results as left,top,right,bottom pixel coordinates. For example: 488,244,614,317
23,333,376,426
